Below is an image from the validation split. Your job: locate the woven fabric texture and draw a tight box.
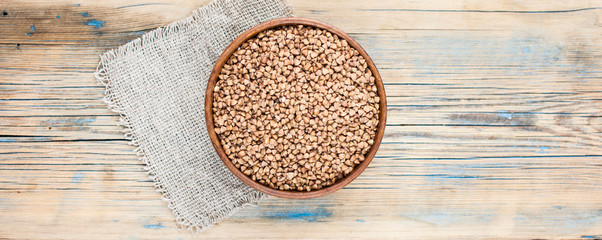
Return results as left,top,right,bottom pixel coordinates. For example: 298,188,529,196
95,0,292,232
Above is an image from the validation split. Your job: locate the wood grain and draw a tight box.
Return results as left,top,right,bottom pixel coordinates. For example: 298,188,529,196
1,0,601,239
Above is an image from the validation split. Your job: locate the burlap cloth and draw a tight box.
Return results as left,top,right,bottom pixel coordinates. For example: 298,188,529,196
95,0,292,232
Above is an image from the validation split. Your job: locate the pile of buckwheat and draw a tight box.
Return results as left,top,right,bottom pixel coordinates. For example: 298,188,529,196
212,25,380,191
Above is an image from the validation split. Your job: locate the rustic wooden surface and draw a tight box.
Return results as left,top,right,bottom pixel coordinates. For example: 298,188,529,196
1,0,601,239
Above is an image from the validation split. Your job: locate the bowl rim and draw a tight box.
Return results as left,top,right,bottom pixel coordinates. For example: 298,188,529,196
205,17,387,199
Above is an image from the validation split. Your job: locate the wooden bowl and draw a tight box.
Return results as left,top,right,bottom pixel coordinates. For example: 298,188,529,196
205,17,387,199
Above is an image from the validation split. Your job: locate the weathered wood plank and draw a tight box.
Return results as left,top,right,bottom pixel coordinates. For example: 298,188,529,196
0,0,601,239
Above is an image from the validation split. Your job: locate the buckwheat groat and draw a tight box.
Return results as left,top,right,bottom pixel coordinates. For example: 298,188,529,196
213,25,379,191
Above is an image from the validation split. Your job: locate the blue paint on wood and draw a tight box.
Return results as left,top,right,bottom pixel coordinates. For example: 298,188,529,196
464,163,520,169
116,3,174,9
378,34,568,79
45,118,95,125
75,118,95,124
263,207,332,222
80,12,89,17
72,173,84,183
553,206,564,210
357,219,366,223
26,32,32,36
497,111,513,119
56,15,60,19
539,146,550,153
85,19,104,29
0,139,15,142
143,223,166,229
444,175,482,179
581,235,601,239
30,25,35,32
450,112,533,126
514,209,602,233
0,198,18,210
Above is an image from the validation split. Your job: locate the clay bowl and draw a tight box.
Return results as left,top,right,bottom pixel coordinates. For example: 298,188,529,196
205,17,387,199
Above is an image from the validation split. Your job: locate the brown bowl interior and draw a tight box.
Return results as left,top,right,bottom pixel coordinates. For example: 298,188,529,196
205,17,387,199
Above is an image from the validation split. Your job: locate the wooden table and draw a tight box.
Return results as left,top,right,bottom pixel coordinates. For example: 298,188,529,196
1,0,601,239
